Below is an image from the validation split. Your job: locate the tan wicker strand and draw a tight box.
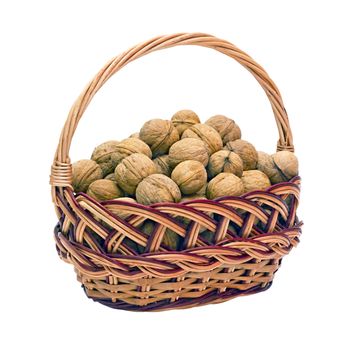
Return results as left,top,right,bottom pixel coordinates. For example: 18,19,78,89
50,33,294,190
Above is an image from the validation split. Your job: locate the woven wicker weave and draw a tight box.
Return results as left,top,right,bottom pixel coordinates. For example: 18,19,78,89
50,33,301,311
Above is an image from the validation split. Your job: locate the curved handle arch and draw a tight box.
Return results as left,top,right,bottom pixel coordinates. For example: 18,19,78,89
50,33,294,189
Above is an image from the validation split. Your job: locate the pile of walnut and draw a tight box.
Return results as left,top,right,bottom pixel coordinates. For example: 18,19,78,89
72,110,299,205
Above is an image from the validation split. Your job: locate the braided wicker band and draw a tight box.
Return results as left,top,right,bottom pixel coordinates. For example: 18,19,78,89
51,33,301,311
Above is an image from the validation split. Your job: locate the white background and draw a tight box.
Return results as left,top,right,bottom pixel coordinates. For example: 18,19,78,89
1,1,349,349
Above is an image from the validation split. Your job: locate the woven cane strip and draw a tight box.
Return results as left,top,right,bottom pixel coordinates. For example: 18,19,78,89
54,176,301,310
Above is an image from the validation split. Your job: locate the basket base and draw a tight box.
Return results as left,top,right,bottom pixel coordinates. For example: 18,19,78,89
83,282,273,312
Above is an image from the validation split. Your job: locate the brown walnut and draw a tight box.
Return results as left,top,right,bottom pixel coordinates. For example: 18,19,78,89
224,139,258,170
207,150,243,179
91,140,120,176
241,170,271,193
110,138,152,165
182,123,223,155
171,109,201,136
86,179,123,201
136,174,181,205
205,115,241,144
72,159,103,193
153,155,172,177
168,138,209,167
139,119,179,157
114,153,156,195
171,160,207,195
207,173,244,199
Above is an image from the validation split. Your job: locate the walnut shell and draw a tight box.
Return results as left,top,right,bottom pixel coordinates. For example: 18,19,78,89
207,173,244,199
110,138,152,165
139,119,179,157
136,174,181,205
114,153,156,195
224,139,258,170
107,197,137,220
182,123,223,155
153,155,172,177
257,151,284,184
104,172,117,182
207,150,243,179
86,179,123,201
91,140,120,176
163,229,181,250
241,170,271,193
272,151,299,181
171,160,207,195
195,182,207,196
72,159,103,193
129,132,140,139
168,138,209,167
205,115,241,144
171,109,200,136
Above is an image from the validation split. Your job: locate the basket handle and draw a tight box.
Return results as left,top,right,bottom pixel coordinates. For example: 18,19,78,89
50,32,294,189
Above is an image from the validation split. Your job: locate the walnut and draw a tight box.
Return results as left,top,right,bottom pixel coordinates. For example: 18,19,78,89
139,119,179,157
207,150,243,179
72,159,103,193
136,174,181,205
182,124,223,155
104,172,116,182
195,182,207,196
91,140,120,176
205,115,241,144
86,179,123,201
171,109,200,136
110,138,152,165
171,160,207,195
168,138,209,167
257,151,299,184
257,151,284,184
241,170,271,193
129,132,140,139
272,151,299,181
153,155,172,177
107,197,137,220
207,173,244,199
224,139,258,170
114,153,156,195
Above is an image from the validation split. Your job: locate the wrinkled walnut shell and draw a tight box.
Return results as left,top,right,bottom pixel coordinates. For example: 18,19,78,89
114,153,156,195
272,151,299,181
139,119,179,157
86,179,123,201
257,151,284,184
171,160,207,195
207,173,244,199
91,140,120,176
205,115,241,144
224,139,258,170
168,138,209,167
72,159,103,193
207,150,243,178
182,123,223,155
153,155,172,177
241,170,271,193
136,174,181,205
110,138,152,165
171,109,201,136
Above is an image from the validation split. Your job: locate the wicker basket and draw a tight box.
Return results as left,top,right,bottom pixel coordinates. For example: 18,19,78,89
50,33,302,311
